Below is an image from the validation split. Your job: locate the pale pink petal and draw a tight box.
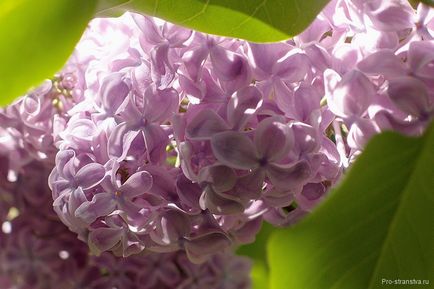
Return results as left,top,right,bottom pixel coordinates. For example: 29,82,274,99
199,186,244,215
119,171,153,198
184,232,231,264
266,160,311,190
254,117,293,162
357,50,406,78
387,76,430,117
75,163,106,190
186,109,229,140
211,131,258,170
227,86,262,130
75,193,116,224
88,227,123,255
199,165,237,193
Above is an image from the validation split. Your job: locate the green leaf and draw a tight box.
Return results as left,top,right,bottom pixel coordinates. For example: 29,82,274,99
0,0,97,106
237,222,275,289
98,0,331,42
250,261,269,289
237,222,274,261
409,0,434,7
419,1,434,7
268,123,434,289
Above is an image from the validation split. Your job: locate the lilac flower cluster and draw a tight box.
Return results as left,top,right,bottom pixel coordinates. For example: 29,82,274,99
44,0,434,262
0,156,251,289
0,16,252,286
320,0,434,164
0,75,79,182
5,2,434,288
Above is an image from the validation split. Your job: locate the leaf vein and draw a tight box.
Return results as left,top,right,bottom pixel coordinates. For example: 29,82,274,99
330,250,378,289
179,0,210,24
229,0,268,35
367,132,431,289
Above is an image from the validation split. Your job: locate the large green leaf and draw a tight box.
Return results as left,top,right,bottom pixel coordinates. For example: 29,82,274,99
98,0,330,42
268,123,434,289
0,0,96,106
237,223,274,289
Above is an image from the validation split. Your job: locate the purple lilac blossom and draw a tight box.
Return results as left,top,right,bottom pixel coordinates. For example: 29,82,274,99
0,153,251,289
44,1,434,262
0,0,433,268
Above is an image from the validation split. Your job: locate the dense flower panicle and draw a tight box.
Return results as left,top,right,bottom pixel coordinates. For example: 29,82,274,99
0,162,84,289
42,0,434,262
0,68,84,183
0,0,433,276
0,160,251,289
